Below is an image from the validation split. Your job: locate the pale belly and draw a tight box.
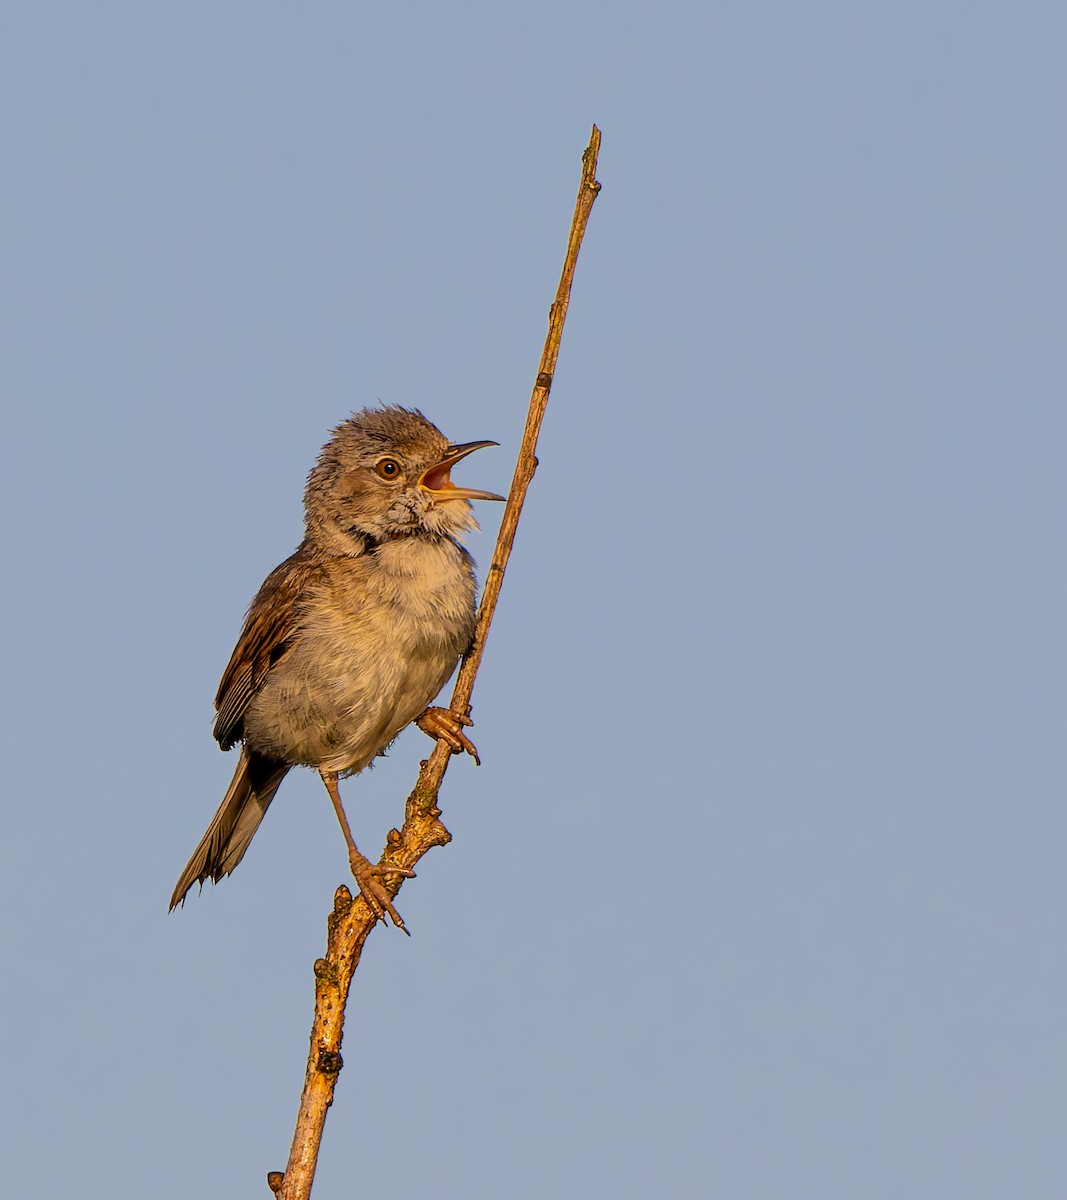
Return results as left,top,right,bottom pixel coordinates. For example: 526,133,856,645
242,538,475,774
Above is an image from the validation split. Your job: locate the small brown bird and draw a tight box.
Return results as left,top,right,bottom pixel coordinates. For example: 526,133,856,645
170,406,504,930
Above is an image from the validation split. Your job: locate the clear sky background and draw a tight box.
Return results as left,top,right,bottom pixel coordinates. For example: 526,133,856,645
2,4,1065,1198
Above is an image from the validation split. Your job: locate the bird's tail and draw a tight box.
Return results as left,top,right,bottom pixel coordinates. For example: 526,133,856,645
169,750,290,910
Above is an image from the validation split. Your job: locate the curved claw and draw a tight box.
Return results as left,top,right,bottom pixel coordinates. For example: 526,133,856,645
349,852,414,934
416,706,481,765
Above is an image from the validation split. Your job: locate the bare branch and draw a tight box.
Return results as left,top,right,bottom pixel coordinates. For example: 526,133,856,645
272,125,602,1200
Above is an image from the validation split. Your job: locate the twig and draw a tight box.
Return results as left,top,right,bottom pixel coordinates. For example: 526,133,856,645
271,125,602,1200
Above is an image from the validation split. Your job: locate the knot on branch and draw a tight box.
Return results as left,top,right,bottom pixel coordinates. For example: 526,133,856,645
267,1170,285,1194
426,817,452,848
317,1048,344,1076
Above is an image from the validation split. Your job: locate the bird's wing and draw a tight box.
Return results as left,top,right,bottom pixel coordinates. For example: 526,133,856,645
213,547,323,750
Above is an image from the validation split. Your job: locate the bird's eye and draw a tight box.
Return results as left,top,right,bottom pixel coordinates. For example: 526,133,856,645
376,458,402,481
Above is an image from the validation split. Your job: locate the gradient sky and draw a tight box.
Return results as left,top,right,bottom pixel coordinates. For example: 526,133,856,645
2,4,1065,1198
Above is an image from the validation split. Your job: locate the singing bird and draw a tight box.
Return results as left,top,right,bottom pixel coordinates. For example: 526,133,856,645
170,406,504,930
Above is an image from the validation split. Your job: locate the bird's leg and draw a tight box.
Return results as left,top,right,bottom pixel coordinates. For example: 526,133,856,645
416,706,480,765
319,769,414,934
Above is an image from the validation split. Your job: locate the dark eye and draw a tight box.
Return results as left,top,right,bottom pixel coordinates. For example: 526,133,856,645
376,458,402,481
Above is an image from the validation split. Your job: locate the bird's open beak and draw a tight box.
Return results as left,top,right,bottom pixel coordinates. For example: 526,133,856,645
419,441,506,502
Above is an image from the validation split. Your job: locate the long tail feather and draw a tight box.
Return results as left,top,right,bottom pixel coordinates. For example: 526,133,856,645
169,750,289,910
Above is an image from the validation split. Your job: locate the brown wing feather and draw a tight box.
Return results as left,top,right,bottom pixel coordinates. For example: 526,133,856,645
213,544,323,750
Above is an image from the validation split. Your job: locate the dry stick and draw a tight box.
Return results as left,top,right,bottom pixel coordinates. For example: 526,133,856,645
269,125,602,1200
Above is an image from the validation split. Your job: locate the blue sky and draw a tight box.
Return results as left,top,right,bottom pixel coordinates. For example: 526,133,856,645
2,4,1065,1197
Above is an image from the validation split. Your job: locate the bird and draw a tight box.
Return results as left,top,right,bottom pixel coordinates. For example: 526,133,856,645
169,405,505,931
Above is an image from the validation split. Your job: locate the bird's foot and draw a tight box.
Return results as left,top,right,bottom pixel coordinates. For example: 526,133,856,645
348,850,415,935
416,706,480,765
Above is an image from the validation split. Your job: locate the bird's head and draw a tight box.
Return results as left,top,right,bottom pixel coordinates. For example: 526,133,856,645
304,406,504,552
